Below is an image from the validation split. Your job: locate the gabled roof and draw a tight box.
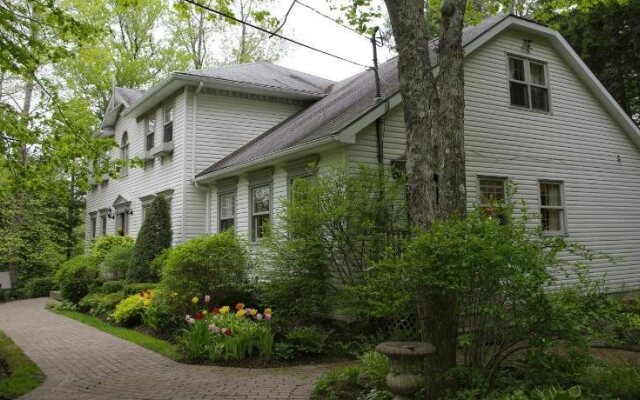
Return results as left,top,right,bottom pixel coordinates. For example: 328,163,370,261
178,63,334,97
115,87,146,107
196,14,509,178
99,87,147,136
196,14,640,180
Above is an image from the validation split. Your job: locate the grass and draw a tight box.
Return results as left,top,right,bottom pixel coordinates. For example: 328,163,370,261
50,308,182,361
0,331,45,399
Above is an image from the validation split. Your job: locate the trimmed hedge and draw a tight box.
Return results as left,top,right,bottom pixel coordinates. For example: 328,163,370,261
55,256,99,304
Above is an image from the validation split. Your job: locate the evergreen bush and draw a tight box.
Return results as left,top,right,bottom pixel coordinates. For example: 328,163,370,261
23,276,54,298
128,195,172,282
55,255,99,303
161,230,247,306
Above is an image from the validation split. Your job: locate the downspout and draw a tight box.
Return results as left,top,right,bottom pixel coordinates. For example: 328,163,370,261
192,81,204,182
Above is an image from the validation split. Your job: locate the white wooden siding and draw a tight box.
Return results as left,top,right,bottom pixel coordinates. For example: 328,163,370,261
85,90,188,246
347,28,640,290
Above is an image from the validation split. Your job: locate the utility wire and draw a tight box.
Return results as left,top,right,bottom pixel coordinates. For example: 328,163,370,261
180,0,370,69
292,0,371,42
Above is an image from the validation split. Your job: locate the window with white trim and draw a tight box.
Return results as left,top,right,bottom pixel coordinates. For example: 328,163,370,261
508,56,550,112
163,104,174,142
478,177,507,223
89,214,97,240
539,181,565,234
146,116,155,151
250,184,271,241
219,192,236,232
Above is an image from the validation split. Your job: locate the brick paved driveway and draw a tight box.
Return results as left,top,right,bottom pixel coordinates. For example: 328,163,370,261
0,298,336,400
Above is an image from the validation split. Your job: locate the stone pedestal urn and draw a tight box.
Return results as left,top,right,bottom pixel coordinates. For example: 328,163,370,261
375,341,436,400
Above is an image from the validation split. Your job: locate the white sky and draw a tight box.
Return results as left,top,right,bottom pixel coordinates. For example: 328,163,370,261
268,0,395,82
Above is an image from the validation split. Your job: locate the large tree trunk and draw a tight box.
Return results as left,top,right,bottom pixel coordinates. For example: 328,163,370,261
384,0,467,397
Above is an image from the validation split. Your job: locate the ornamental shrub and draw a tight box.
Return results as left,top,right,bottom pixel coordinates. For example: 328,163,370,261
128,195,172,282
285,326,330,355
79,291,127,318
101,244,134,280
112,293,146,325
99,280,127,294
161,230,248,306
90,235,134,264
55,255,99,303
143,289,182,333
23,276,54,298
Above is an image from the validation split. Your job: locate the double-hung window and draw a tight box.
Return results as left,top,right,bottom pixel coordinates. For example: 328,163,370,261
219,192,236,232
146,116,155,151
251,184,271,241
539,181,566,234
478,177,507,223
508,56,550,112
120,132,129,177
100,213,107,236
163,104,174,142
89,214,97,240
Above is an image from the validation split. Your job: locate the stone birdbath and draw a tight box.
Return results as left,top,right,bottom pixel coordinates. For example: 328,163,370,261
375,341,436,400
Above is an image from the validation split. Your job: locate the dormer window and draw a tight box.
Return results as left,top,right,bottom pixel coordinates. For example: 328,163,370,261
146,116,155,151
163,104,174,142
120,131,129,177
508,56,550,112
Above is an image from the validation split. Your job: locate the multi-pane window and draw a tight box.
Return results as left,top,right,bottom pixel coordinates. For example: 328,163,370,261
120,132,129,177
116,210,129,236
163,104,174,142
539,181,565,234
141,203,152,222
146,116,155,151
478,177,507,223
89,214,97,240
508,56,550,112
100,214,107,236
251,184,271,241
219,192,236,232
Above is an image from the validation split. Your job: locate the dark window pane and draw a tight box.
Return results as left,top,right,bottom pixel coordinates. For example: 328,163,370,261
146,133,154,151
541,209,563,232
540,183,562,206
479,179,506,204
510,82,529,107
164,122,173,142
530,62,546,85
531,87,549,111
252,214,269,241
220,219,235,231
252,186,270,213
509,58,526,81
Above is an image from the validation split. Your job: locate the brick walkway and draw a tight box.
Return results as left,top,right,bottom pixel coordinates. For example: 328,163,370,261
0,298,336,400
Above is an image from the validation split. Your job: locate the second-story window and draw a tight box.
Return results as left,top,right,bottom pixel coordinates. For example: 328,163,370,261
508,56,550,112
164,104,174,142
146,116,155,151
120,131,129,177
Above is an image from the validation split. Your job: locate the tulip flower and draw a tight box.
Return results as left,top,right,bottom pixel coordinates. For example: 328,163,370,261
204,295,211,303
191,296,199,304
235,303,245,311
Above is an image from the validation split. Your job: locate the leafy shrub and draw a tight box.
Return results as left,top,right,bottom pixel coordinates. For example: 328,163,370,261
143,289,182,333
55,255,99,303
285,326,330,355
178,318,213,360
161,231,248,307
129,195,172,282
361,351,389,392
259,166,407,320
273,342,295,360
90,235,134,264
79,292,127,317
99,280,127,294
112,293,149,325
23,276,53,298
101,244,134,280
123,282,158,295
579,363,640,400
149,248,171,281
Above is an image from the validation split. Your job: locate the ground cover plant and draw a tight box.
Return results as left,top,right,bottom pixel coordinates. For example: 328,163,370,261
0,331,45,399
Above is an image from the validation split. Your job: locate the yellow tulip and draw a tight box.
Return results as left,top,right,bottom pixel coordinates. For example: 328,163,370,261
191,296,199,304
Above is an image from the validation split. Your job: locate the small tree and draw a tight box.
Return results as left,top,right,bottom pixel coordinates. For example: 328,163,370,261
128,195,172,282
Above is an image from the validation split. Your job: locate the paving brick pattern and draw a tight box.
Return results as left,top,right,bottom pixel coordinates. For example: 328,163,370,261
0,298,336,400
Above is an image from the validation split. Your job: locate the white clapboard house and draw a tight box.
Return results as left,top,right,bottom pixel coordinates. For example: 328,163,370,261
86,15,640,290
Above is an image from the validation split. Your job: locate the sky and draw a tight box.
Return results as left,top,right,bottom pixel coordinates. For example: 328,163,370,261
266,0,395,82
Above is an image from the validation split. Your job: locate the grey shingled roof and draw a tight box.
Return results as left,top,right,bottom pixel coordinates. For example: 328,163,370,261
197,14,510,177
177,63,334,96
115,87,146,107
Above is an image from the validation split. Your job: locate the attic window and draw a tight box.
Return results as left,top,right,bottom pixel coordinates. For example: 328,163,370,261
163,104,173,142
146,116,155,151
508,56,550,112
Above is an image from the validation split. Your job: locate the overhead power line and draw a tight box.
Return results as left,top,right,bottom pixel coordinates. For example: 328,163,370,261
180,0,370,69
293,0,370,41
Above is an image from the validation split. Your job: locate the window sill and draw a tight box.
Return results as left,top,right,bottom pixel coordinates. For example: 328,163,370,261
508,104,553,116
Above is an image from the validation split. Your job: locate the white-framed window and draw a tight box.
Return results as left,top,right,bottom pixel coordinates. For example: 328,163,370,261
89,214,97,240
100,213,108,236
219,192,236,232
478,177,508,223
508,56,550,112
163,104,174,143
146,116,155,151
120,131,129,177
539,181,566,234
115,207,130,236
250,184,271,241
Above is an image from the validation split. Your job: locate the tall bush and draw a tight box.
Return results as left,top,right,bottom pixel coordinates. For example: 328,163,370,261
90,235,134,264
101,244,134,280
55,255,99,303
128,195,172,282
161,230,247,306
258,165,407,319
